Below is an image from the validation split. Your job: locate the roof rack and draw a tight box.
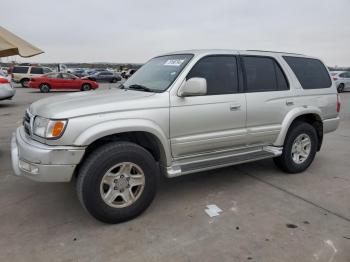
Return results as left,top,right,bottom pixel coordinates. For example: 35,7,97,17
246,50,304,56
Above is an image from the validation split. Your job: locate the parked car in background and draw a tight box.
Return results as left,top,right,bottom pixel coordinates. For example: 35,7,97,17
331,71,350,93
71,68,88,78
83,71,121,83
28,72,99,92
0,67,8,75
0,74,15,100
11,50,340,223
122,69,137,79
11,66,52,87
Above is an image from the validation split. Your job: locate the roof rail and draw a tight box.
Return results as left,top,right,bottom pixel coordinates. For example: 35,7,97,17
246,50,304,56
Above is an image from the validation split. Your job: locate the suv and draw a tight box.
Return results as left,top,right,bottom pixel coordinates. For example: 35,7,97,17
11,66,52,87
11,50,340,223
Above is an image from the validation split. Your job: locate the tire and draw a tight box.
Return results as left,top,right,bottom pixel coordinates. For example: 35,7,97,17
77,142,159,223
337,83,344,93
273,122,318,173
81,83,91,91
39,83,50,93
111,78,117,83
20,78,30,88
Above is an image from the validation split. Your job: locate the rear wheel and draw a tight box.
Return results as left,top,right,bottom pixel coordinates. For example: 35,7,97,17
273,122,318,173
77,142,159,223
337,83,344,93
39,83,50,93
111,78,117,83
81,83,91,91
20,78,30,88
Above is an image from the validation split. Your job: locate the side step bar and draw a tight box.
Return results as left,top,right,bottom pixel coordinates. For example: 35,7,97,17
166,146,282,178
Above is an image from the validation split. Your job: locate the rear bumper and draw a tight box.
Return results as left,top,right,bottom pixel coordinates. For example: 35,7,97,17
323,117,340,134
11,127,86,182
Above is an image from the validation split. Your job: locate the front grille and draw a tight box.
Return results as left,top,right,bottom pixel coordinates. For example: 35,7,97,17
23,110,31,135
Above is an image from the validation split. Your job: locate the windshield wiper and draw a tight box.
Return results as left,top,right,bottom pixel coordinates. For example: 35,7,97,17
127,84,153,92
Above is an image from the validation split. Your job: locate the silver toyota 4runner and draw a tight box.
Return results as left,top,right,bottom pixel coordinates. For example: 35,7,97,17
11,50,340,223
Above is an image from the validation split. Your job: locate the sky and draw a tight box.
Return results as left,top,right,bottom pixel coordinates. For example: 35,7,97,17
1,0,349,66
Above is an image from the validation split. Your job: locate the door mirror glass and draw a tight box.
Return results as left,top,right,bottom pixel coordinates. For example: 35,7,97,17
178,77,207,97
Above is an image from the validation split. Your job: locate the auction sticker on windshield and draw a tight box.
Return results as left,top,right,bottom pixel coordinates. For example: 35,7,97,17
164,59,185,66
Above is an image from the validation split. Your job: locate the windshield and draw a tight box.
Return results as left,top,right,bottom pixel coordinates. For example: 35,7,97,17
124,54,193,92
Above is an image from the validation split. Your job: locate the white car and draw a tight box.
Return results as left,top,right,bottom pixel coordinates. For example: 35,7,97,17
331,71,350,92
0,70,15,101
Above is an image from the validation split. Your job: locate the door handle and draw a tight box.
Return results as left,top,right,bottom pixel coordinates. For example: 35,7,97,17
286,100,294,106
230,104,241,111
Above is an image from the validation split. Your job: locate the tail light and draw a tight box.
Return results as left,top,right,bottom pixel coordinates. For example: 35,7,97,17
0,78,10,84
30,78,35,82
332,77,338,81
337,94,341,113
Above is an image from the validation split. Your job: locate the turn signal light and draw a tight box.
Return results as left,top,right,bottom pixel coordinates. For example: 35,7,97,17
51,121,65,137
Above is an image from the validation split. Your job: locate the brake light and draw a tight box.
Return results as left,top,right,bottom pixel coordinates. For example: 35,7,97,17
337,94,341,113
332,77,338,81
0,78,10,84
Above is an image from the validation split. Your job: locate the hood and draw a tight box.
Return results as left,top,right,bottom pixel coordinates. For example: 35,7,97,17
29,88,160,119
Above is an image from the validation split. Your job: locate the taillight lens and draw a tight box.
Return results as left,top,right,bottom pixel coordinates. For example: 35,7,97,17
332,77,338,81
337,94,341,113
0,78,10,84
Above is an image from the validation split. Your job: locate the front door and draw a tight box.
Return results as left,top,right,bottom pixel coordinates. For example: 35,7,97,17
170,55,247,158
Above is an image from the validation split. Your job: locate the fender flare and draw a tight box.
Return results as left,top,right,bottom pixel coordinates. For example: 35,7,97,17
273,106,322,146
73,119,172,166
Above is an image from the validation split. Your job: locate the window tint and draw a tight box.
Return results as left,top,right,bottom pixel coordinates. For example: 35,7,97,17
187,56,238,95
283,56,331,89
30,67,43,74
242,56,289,92
12,66,29,74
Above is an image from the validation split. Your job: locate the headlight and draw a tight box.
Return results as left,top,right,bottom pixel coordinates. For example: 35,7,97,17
33,116,67,139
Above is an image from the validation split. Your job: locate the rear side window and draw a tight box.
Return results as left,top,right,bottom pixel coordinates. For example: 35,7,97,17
187,55,239,95
12,66,28,74
283,56,331,89
30,67,43,74
242,56,289,92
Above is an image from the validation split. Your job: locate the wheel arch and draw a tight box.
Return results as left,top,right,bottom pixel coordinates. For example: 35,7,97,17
274,107,323,151
74,119,171,168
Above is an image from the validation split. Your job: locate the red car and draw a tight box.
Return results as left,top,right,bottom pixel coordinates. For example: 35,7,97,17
28,72,99,92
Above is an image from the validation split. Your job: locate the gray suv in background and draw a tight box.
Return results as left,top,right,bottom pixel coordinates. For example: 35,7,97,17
11,50,340,223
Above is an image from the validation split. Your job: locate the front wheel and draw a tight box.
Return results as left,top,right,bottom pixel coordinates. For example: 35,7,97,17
77,142,159,223
81,83,91,91
273,122,318,173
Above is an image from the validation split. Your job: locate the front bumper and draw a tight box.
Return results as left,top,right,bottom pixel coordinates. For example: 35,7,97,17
11,127,85,182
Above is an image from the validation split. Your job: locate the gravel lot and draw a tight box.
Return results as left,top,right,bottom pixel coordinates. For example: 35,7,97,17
0,84,349,262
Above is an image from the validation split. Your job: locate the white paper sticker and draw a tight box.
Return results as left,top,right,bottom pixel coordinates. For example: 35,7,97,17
164,59,185,66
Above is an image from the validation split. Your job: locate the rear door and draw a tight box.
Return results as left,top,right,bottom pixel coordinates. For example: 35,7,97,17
241,55,292,146
170,55,247,157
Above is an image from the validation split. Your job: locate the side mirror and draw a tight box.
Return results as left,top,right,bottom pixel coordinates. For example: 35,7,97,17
178,77,207,97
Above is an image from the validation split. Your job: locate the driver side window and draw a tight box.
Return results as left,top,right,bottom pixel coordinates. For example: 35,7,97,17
186,55,239,95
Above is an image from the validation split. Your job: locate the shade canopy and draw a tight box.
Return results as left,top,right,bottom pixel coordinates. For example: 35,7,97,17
0,26,44,58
